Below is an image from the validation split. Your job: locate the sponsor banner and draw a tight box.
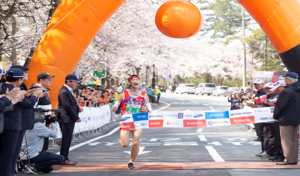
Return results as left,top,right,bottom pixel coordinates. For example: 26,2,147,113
164,112,179,118
229,109,254,118
230,116,255,125
120,114,133,123
134,120,149,129
163,118,183,128
253,108,274,123
206,119,231,127
120,122,136,131
184,112,205,119
119,107,276,130
205,111,229,120
183,119,207,127
149,112,164,119
149,120,164,128
132,113,149,121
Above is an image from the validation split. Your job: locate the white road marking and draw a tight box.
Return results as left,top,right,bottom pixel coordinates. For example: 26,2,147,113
208,142,222,146
198,135,207,141
249,141,261,145
186,109,190,111
149,138,180,142
227,142,242,145
105,142,115,146
164,142,198,146
227,138,248,141
197,128,204,132
155,101,170,111
209,106,213,109
124,147,151,155
205,146,225,162
88,142,101,146
211,109,215,111
56,127,119,154
203,104,208,106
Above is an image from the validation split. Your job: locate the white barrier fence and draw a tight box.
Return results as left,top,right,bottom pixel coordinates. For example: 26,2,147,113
56,104,112,139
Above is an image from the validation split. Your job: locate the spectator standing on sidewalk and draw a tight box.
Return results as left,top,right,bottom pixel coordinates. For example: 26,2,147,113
252,79,269,158
273,72,300,165
172,84,176,93
156,88,161,103
148,86,153,103
259,83,284,161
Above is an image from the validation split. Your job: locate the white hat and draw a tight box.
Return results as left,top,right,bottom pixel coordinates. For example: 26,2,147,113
264,83,274,88
270,80,286,91
254,79,264,84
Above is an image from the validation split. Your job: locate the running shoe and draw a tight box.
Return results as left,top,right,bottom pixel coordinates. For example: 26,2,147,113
25,164,41,174
127,162,135,169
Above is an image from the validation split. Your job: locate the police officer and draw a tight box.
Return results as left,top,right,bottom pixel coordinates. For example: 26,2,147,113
10,66,46,176
0,68,28,176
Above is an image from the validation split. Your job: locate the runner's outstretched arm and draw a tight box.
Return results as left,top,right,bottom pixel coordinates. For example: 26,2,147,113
112,93,123,112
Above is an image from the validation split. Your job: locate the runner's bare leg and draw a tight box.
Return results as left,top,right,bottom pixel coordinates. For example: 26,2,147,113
120,130,131,148
130,129,143,162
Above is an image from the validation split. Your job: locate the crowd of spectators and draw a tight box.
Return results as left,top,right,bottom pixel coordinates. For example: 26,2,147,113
228,72,300,165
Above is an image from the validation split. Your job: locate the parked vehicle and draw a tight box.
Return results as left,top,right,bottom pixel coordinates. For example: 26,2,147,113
159,85,166,93
212,86,228,97
175,83,195,94
228,87,240,94
195,83,216,96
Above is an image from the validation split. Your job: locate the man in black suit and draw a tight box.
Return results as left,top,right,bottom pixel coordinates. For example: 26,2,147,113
58,74,83,165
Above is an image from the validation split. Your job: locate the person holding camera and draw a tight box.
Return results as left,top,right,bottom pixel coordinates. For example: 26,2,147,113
20,117,64,174
28,72,55,152
58,74,83,165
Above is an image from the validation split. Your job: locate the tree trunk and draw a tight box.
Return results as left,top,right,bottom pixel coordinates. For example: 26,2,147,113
23,48,35,68
235,78,239,87
10,16,17,64
24,0,62,67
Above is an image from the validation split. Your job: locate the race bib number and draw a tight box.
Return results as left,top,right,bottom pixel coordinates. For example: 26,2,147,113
126,105,141,113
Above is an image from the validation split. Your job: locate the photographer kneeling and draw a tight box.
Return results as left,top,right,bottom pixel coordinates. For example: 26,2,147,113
20,116,64,174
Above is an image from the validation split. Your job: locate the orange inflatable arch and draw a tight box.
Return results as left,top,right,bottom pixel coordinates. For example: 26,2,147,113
27,0,300,108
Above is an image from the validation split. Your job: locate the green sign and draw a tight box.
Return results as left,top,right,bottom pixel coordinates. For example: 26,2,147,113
93,70,105,78
93,63,106,78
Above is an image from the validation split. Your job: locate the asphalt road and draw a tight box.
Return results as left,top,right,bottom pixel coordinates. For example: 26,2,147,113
41,92,300,176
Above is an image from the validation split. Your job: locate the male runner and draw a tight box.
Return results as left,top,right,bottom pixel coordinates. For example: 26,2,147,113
112,75,152,169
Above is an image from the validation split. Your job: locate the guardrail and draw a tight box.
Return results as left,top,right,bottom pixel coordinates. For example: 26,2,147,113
48,103,118,147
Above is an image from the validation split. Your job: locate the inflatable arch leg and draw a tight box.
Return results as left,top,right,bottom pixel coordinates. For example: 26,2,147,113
238,0,300,75
27,0,300,108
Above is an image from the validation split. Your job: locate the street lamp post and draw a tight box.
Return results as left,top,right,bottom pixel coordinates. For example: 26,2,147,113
152,64,155,88
242,8,247,88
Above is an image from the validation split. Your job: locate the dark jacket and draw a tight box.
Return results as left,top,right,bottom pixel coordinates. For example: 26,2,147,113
262,92,279,107
0,99,14,133
58,85,79,123
254,88,267,106
273,81,300,125
0,83,37,130
20,83,39,130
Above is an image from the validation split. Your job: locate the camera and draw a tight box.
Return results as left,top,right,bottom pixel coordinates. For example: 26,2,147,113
34,108,62,123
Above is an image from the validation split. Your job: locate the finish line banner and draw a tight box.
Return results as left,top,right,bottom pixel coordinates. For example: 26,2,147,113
119,107,275,130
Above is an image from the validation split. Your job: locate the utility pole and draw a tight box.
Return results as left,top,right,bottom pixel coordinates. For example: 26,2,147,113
242,8,246,88
265,36,268,71
152,64,155,88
